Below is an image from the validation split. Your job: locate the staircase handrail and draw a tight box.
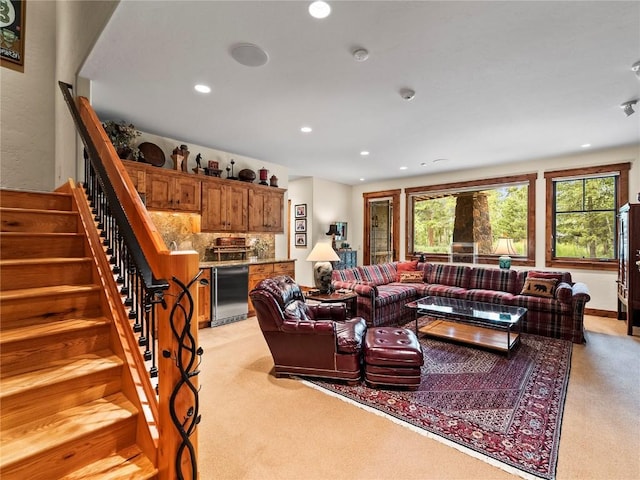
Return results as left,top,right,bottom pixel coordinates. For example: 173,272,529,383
59,81,201,480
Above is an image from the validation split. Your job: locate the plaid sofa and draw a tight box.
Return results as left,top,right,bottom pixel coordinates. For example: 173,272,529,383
331,262,590,343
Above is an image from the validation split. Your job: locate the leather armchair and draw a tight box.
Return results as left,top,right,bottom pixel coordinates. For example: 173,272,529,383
249,275,367,382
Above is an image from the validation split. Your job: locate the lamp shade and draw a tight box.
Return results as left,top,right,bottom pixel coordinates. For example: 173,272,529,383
306,242,340,262
494,238,517,255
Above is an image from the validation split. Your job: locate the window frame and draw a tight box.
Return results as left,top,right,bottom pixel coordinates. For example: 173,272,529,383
405,173,537,266
544,163,630,270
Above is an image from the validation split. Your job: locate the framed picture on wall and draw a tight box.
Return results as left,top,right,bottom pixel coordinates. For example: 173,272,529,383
295,219,307,232
335,222,347,241
295,204,307,218
0,0,26,73
295,233,307,247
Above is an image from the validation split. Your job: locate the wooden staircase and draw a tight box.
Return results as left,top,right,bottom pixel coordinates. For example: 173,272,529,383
0,189,157,479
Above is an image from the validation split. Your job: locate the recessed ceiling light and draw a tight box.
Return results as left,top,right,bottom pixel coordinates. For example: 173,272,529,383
360,151,370,156
359,178,365,182
230,43,269,67
399,166,408,170
194,84,211,94
309,1,331,19
581,143,591,148
300,126,312,133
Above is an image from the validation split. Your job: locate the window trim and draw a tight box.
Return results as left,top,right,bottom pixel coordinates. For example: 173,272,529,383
405,173,537,266
544,162,630,270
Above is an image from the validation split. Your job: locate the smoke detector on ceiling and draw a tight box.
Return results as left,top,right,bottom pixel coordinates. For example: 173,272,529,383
632,60,640,78
353,48,369,62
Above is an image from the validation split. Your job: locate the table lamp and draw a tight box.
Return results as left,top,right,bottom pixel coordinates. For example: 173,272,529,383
306,241,340,293
326,224,340,250
494,238,517,269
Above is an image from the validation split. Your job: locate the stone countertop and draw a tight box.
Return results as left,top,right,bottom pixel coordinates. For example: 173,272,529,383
199,258,296,268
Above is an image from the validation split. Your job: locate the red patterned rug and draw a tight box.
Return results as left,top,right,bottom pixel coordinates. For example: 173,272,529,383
304,332,572,480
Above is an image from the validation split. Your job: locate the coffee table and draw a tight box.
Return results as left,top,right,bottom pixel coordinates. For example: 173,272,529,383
405,296,527,357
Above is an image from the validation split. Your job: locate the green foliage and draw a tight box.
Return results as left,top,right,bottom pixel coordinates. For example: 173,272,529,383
412,185,528,256
102,120,141,160
554,176,616,259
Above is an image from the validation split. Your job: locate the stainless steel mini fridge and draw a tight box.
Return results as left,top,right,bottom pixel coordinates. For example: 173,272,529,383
210,265,249,327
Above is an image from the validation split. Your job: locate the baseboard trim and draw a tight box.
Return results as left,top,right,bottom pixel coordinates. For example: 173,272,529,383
585,307,617,318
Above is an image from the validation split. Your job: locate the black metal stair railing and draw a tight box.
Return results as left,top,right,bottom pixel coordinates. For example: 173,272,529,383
60,81,202,479
84,157,165,378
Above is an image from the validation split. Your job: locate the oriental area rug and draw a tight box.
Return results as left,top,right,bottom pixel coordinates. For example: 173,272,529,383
304,332,572,480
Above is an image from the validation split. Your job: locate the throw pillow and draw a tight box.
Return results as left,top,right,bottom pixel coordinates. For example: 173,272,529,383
520,277,558,298
527,270,567,284
395,260,419,281
398,271,424,283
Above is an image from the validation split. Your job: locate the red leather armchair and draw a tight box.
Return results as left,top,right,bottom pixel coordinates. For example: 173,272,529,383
249,275,367,382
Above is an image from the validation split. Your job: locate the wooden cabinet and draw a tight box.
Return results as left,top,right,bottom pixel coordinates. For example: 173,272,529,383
617,203,640,335
146,171,201,212
248,261,295,316
248,188,284,232
201,181,248,231
123,160,284,233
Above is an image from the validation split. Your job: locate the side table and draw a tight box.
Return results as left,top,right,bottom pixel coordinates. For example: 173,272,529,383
305,290,358,319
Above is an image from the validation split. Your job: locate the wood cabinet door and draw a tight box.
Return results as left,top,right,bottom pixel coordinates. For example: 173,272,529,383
273,261,295,278
174,177,201,211
124,163,146,194
225,184,249,231
248,189,284,232
201,183,227,230
263,191,283,232
248,263,274,316
248,189,266,231
146,171,174,210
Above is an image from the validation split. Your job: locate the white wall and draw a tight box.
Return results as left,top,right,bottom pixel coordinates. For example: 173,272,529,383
350,145,639,312
1,1,56,191
0,1,116,192
289,177,353,287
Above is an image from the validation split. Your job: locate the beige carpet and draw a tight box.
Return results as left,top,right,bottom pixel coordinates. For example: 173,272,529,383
197,315,640,479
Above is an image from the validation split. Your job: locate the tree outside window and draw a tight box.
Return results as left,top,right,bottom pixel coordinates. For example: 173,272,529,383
406,174,536,266
545,163,630,270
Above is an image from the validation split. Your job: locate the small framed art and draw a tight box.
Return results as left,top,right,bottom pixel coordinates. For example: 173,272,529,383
295,204,307,218
295,233,307,247
295,218,307,232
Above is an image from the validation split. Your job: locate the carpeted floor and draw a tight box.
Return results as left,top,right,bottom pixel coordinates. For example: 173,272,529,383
197,315,640,479
305,334,571,480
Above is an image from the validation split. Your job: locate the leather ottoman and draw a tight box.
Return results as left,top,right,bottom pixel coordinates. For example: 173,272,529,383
364,327,423,389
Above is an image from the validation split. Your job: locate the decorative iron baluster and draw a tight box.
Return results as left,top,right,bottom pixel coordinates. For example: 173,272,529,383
163,272,203,480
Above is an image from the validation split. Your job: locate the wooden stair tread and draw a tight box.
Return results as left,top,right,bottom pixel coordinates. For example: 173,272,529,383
0,257,92,267
0,393,138,467
59,445,157,480
0,206,77,215
1,350,123,398
0,284,101,301
0,316,110,345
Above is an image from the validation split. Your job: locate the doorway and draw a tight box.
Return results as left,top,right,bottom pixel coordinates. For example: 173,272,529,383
363,190,400,265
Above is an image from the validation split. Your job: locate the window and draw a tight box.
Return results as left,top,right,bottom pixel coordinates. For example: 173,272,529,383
545,163,630,269
406,174,536,266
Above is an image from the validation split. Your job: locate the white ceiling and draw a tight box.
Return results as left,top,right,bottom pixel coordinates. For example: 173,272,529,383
80,1,640,186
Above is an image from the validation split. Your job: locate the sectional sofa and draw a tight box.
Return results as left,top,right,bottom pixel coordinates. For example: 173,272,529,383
331,261,590,343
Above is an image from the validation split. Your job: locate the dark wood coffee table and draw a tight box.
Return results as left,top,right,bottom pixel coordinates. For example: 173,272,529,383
305,290,357,318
